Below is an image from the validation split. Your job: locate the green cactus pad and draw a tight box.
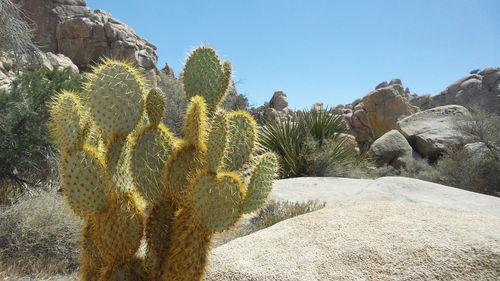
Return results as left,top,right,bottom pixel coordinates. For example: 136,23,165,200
131,124,176,203
182,47,231,109
206,110,227,173
146,88,166,127
49,91,86,152
223,111,257,171
164,144,203,207
192,171,244,232
61,147,112,218
184,95,208,150
96,195,144,264
106,137,134,194
87,60,145,137
243,152,279,214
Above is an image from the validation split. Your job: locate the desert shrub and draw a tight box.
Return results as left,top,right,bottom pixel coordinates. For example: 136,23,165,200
157,73,249,136
0,190,82,278
0,68,84,203
248,102,272,125
212,199,326,248
0,0,41,68
302,136,362,177
250,200,326,230
157,73,186,137
220,92,249,111
437,147,499,195
258,109,365,177
433,109,500,195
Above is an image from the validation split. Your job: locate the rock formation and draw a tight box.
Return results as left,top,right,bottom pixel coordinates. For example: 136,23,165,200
362,84,419,137
368,129,416,168
410,67,500,114
0,51,78,91
13,0,158,71
269,90,288,111
398,105,476,159
206,198,500,280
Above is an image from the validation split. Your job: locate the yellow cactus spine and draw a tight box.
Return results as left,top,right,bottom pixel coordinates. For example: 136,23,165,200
49,46,279,281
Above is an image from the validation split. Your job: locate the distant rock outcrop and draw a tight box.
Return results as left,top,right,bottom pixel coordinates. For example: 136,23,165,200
14,0,158,71
410,67,500,114
269,90,288,111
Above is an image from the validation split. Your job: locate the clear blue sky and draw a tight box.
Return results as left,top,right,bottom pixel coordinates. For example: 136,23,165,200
86,0,500,109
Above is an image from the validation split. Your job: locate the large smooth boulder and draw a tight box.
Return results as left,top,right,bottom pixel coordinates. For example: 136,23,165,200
411,67,500,114
368,129,415,168
362,84,420,137
205,201,500,281
398,105,476,159
15,0,158,70
270,177,500,217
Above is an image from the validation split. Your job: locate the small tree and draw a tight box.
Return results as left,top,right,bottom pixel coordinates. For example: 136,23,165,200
0,68,84,203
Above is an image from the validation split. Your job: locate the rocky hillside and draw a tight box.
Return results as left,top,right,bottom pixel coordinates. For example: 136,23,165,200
2,0,174,89
13,0,157,70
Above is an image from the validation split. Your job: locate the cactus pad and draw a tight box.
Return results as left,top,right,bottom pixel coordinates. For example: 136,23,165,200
192,171,244,232
87,60,145,137
131,124,176,203
243,152,279,213
206,110,227,173
164,145,202,206
96,195,144,264
184,95,208,150
61,147,111,218
146,88,166,126
223,111,257,171
106,137,135,193
182,46,231,109
49,91,86,152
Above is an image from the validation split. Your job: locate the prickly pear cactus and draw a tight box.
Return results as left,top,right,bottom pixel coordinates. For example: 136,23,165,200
50,47,279,281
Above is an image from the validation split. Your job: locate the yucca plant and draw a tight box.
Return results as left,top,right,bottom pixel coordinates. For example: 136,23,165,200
299,108,346,147
258,109,361,178
258,118,305,177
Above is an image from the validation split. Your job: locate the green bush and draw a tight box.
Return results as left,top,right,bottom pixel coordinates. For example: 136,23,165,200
258,109,363,177
0,190,82,278
0,67,84,202
220,92,249,111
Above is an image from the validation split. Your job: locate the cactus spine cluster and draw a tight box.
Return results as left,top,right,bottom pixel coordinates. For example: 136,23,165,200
49,47,279,281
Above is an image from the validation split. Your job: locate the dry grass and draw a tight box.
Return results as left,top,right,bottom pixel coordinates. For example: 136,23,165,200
212,200,326,248
0,190,82,279
0,189,325,279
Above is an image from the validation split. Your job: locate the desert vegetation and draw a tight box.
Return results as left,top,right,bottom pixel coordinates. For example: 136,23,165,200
0,68,84,204
257,109,366,178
